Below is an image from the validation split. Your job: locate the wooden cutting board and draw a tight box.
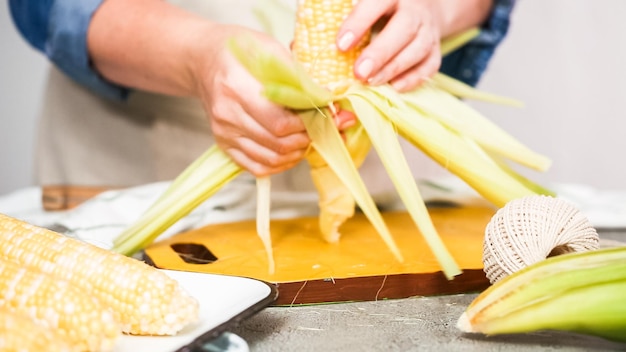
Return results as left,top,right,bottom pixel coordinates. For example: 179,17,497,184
145,205,495,305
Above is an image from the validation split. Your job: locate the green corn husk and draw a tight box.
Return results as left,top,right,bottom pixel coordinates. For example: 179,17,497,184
457,246,626,342
112,145,242,255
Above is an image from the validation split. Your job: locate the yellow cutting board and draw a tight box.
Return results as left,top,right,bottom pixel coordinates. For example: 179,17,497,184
145,205,495,305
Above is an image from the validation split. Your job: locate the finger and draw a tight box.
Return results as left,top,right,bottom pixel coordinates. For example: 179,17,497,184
336,0,394,52
356,13,431,85
245,100,307,137
217,97,310,153
369,29,440,86
390,46,442,92
334,109,357,131
226,120,310,159
242,136,308,167
214,114,309,165
354,10,421,82
224,140,306,177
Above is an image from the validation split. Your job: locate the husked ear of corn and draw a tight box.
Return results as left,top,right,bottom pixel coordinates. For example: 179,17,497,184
0,257,119,351
0,213,199,336
292,0,374,244
0,307,80,352
457,246,626,342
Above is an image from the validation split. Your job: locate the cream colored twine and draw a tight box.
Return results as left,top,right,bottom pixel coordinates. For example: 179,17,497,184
483,195,600,284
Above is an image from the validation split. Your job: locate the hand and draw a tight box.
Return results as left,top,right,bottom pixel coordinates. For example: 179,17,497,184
88,1,311,177
337,0,494,92
337,0,445,92
193,27,311,177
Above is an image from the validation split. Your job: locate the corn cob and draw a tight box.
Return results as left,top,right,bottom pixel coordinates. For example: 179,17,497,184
457,246,626,342
292,0,372,243
0,307,80,352
292,0,368,94
0,257,119,351
0,213,199,336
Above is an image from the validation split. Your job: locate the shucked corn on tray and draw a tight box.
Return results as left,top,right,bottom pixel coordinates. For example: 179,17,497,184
0,213,276,351
116,270,276,352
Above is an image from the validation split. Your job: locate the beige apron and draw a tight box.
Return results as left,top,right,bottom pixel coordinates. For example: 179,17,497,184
36,0,444,210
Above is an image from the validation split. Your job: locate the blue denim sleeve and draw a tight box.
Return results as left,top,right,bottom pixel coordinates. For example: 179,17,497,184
440,0,516,87
9,0,130,100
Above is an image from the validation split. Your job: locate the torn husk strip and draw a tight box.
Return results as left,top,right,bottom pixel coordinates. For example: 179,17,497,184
439,28,481,55
347,93,461,278
431,73,523,107
361,85,546,208
256,176,275,273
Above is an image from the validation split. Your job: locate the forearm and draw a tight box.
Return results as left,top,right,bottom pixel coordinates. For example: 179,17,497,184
437,0,494,38
87,0,219,97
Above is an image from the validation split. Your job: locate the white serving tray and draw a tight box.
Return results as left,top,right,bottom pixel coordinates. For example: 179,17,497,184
114,270,277,352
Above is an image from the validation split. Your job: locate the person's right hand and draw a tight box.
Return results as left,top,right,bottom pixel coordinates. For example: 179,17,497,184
192,26,312,177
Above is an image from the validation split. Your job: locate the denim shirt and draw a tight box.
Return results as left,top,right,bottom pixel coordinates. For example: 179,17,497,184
9,0,515,101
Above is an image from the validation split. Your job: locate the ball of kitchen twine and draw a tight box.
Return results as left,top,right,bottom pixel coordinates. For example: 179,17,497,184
483,195,599,284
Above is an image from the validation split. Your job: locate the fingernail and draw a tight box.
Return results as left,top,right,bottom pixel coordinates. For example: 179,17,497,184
356,58,374,80
337,31,354,51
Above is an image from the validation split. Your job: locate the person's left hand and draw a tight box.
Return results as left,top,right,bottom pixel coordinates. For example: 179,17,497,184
336,0,444,92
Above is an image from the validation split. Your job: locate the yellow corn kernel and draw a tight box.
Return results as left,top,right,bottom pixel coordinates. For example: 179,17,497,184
0,257,118,351
293,0,374,243
0,213,199,336
292,0,369,92
0,307,79,352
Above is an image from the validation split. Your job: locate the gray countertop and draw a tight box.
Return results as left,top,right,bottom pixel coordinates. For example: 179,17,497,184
231,231,626,351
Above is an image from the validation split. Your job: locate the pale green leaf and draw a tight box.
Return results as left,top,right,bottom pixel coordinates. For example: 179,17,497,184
390,84,551,171
432,73,524,107
112,145,242,255
347,90,461,279
362,86,540,208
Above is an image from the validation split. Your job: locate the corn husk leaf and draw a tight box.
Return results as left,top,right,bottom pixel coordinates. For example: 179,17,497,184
440,28,481,56
365,85,545,208
256,176,275,273
228,37,334,109
347,90,461,278
431,73,523,107
112,145,242,255
394,84,550,171
458,246,626,342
